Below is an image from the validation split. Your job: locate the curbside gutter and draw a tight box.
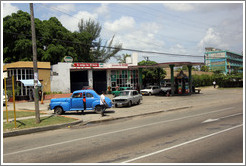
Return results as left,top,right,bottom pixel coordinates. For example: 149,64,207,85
3,106,191,138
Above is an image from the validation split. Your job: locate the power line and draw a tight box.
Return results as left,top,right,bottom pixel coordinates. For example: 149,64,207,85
3,30,204,58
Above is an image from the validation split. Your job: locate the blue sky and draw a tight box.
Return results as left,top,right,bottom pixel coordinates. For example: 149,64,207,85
2,1,244,63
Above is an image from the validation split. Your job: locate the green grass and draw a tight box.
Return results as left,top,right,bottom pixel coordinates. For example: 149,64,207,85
3,111,45,120
3,115,77,132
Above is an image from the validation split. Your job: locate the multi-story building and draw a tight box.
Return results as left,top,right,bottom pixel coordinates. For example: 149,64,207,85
204,47,243,74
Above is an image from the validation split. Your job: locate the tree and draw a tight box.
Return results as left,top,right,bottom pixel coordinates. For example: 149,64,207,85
201,65,209,72
116,53,131,63
77,19,122,63
138,60,166,86
3,10,122,64
3,11,77,64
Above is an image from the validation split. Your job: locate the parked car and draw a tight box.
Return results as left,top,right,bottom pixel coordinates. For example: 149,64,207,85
3,91,8,105
48,90,112,115
160,83,172,95
140,86,162,96
112,87,133,97
112,90,142,107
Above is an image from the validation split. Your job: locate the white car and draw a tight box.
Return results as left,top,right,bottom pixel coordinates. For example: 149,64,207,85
140,86,162,96
112,90,142,107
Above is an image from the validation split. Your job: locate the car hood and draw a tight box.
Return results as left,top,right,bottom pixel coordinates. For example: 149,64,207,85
113,96,129,100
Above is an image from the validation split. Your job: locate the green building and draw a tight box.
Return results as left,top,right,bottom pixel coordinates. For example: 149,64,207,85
204,47,243,74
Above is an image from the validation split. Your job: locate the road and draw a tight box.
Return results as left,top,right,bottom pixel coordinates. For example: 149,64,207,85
3,98,243,164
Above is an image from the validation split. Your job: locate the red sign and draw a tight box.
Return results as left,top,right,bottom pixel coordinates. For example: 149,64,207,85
73,63,99,67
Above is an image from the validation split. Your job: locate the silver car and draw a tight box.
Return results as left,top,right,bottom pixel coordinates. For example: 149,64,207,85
112,90,142,107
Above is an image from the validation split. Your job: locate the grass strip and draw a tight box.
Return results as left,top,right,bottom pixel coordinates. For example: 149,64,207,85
3,115,76,132
3,111,45,120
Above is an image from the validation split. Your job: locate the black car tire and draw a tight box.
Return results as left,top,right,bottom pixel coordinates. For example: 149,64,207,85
128,101,132,107
137,99,140,105
54,107,63,115
95,105,102,114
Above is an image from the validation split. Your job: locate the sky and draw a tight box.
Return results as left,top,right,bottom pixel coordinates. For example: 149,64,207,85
1,1,245,63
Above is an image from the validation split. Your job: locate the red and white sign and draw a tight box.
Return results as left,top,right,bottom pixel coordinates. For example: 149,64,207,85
73,63,99,67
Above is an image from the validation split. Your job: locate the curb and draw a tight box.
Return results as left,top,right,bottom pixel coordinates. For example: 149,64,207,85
3,106,191,138
3,120,83,138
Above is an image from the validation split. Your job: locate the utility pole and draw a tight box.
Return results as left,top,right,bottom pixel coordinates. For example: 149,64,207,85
30,3,40,123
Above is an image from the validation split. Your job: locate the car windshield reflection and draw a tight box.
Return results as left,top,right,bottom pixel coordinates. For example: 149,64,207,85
119,91,130,96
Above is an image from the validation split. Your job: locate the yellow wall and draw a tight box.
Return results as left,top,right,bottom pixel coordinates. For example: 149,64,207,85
38,69,51,92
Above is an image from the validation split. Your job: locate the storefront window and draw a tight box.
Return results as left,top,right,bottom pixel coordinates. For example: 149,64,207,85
111,69,139,90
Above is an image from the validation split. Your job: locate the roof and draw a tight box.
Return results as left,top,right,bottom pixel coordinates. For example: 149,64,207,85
129,62,204,69
3,61,51,71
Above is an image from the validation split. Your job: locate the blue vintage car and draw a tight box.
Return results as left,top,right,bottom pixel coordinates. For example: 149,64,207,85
48,90,112,115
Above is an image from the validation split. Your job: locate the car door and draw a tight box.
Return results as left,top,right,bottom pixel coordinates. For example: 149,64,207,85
85,92,95,110
132,91,138,104
71,92,83,110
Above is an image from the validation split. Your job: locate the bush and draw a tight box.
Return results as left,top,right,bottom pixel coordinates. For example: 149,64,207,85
193,73,243,88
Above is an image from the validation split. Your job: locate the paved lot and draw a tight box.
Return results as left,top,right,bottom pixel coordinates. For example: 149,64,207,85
2,86,243,137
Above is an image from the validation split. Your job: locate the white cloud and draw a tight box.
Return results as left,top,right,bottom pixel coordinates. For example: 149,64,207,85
163,3,242,13
2,3,19,17
104,16,135,32
95,3,109,15
55,4,76,12
163,3,194,12
198,28,228,52
59,11,98,32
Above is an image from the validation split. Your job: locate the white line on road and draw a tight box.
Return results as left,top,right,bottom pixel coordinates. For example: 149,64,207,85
202,112,243,124
122,124,243,163
4,107,237,156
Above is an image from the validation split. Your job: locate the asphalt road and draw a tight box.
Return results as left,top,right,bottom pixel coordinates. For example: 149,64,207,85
3,99,243,164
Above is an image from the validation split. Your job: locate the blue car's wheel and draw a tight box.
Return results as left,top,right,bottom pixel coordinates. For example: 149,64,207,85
95,105,102,114
54,107,63,115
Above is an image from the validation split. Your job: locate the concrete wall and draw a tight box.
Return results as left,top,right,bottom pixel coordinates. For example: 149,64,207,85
51,62,71,93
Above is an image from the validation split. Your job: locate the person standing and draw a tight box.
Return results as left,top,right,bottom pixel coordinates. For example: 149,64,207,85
100,91,106,117
82,93,86,115
213,81,216,88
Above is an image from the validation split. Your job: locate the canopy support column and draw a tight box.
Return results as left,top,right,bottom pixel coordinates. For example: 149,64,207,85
188,65,192,94
169,64,175,95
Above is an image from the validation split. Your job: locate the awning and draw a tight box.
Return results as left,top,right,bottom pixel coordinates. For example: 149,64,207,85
20,79,42,87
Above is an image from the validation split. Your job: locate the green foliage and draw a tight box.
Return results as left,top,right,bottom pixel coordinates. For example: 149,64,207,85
200,65,209,72
3,10,122,64
138,60,166,86
117,54,131,63
192,72,243,88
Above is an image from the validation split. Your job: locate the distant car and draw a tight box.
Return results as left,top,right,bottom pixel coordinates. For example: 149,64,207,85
112,87,133,97
160,83,172,95
140,86,161,96
48,89,112,115
112,90,142,107
3,91,8,105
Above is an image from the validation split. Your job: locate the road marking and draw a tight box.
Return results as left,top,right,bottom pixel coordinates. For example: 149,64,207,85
122,124,243,163
202,112,243,123
4,107,236,156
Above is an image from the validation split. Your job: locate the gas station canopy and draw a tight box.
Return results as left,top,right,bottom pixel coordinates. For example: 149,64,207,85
129,62,204,69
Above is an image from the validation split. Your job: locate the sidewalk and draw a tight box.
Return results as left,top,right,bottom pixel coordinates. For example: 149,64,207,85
3,86,243,137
